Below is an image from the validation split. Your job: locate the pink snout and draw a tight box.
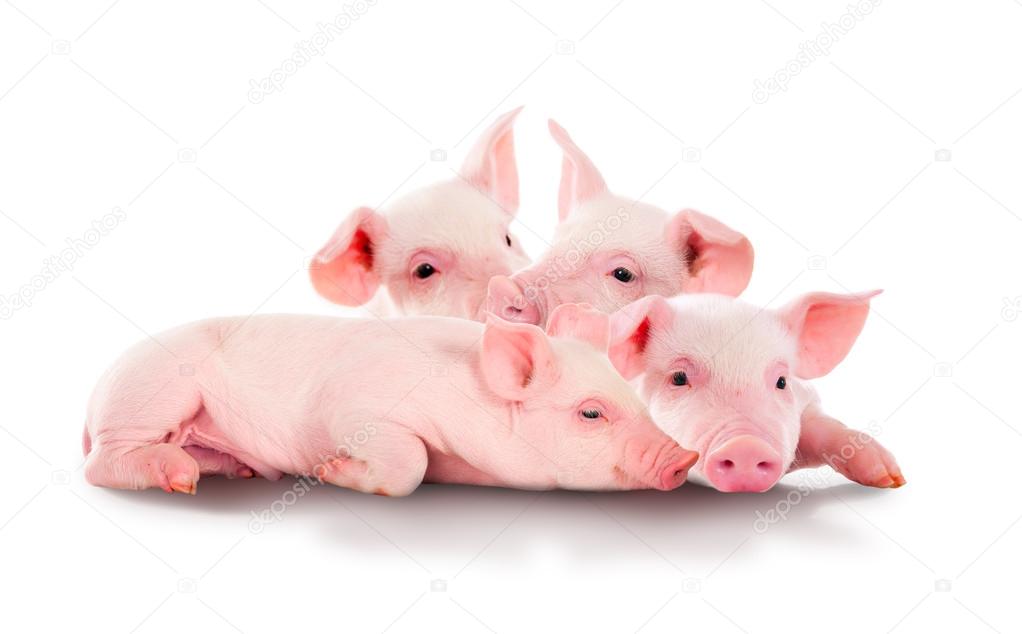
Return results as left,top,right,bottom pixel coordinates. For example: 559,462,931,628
656,449,700,491
705,435,783,493
486,275,541,325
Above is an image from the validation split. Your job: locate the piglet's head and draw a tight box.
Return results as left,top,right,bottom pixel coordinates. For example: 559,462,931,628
479,304,697,492
610,290,879,493
486,119,753,326
311,107,530,319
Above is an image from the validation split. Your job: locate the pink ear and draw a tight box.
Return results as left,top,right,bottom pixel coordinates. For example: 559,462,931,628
545,303,610,352
548,119,608,222
460,106,523,215
668,209,754,297
608,295,674,379
779,290,882,379
309,207,388,306
481,316,558,400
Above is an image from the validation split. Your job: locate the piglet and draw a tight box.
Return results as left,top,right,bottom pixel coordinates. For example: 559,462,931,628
310,107,531,319
82,305,697,495
608,291,904,492
487,119,753,326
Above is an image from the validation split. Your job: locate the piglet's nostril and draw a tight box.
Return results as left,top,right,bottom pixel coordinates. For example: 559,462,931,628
705,435,783,493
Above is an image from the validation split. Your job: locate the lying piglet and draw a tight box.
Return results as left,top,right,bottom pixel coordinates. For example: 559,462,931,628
608,291,904,492
310,106,530,319
488,119,753,326
82,305,697,495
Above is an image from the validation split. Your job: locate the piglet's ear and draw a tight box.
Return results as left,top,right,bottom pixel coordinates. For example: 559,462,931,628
309,207,388,306
460,106,523,215
668,209,754,297
779,290,881,380
549,119,608,222
481,316,559,401
546,303,610,352
608,295,674,380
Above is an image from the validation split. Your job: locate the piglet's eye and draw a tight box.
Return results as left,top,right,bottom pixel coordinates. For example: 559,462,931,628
776,376,787,390
580,408,601,420
414,263,436,279
505,234,512,247
612,267,635,283
671,371,688,386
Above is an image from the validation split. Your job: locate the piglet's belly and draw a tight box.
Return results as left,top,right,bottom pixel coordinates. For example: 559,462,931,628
423,446,502,487
165,405,286,480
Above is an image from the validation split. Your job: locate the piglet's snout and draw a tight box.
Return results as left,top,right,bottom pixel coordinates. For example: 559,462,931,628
705,435,782,493
486,275,540,325
622,438,697,491
655,447,699,491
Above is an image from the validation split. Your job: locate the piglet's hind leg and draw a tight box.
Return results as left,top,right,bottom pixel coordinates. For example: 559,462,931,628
85,443,200,494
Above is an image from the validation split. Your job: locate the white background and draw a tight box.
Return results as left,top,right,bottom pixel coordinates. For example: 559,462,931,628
2,1,1021,632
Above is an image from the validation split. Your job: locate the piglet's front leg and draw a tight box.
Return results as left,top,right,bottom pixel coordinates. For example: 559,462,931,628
792,404,905,489
317,427,428,497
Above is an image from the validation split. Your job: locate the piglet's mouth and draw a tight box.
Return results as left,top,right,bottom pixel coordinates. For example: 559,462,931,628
612,465,646,489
